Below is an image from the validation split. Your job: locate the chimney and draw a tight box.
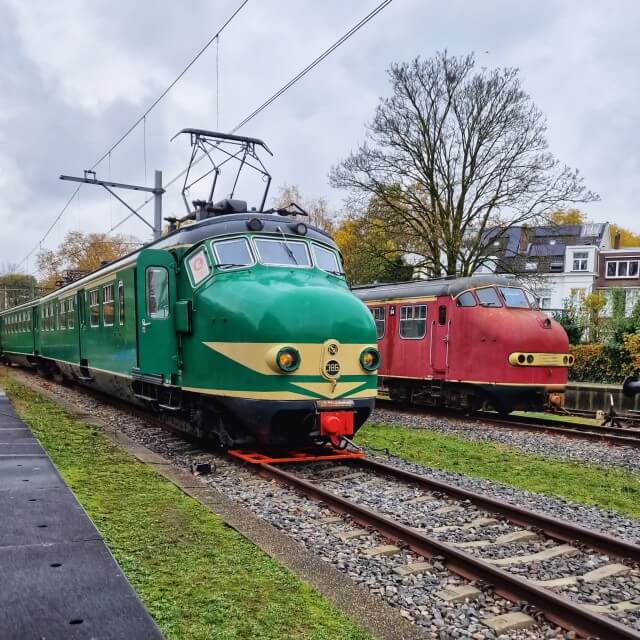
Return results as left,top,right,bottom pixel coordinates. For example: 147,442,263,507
614,231,621,249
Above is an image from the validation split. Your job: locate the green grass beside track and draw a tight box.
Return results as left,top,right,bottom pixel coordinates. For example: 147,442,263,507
2,373,369,640
355,423,640,519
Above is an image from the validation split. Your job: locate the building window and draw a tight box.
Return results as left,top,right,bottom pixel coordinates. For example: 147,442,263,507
572,251,588,271
606,260,639,279
89,290,99,327
118,282,125,325
550,261,564,272
370,307,385,339
525,261,538,272
399,305,427,339
103,284,115,326
538,297,552,310
475,257,497,275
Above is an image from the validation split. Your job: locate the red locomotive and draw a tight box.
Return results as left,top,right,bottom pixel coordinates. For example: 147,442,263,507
352,275,572,414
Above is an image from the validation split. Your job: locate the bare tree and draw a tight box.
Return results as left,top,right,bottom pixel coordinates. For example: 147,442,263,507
272,184,337,234
330,52,598,276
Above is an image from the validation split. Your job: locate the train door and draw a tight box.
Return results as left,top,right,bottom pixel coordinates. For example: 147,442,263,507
430,303,450,373
135,249,179,384
77,289,87,365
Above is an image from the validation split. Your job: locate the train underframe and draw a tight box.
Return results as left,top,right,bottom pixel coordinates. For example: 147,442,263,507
383,376,556,415
6,355,373,448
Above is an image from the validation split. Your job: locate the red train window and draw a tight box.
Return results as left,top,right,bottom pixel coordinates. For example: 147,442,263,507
456,291,476,307
438,305,447,325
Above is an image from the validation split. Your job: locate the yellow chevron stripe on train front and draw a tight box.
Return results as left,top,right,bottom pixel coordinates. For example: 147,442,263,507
203,341,377,377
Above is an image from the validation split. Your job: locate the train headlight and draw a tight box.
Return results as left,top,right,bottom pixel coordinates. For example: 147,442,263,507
526,354,534,364
276,347,301,373
360,347,380,371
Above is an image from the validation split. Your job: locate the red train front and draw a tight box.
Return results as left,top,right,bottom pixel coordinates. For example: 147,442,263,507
353,276,572,414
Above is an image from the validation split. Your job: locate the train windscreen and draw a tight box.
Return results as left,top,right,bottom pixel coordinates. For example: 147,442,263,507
499,287,530,308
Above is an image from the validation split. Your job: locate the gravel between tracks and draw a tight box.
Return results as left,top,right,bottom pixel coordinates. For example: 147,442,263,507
11,370,640,639
372,408,640,473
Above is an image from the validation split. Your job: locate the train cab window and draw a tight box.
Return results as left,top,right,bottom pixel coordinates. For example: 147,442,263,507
312,244,343,276
524,290,539,310
187,248,211,285
118,282,125,325
212,238,254,270
499,287,529,309
89,290,100,327
399,305,427,339
103,284,115,326
146,267,169,319
475,287,502,308
254,238,311,267
68,298,75,329
456,291,477,307
371,307,385,339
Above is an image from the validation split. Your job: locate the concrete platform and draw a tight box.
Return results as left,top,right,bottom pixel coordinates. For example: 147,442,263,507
0,391,163,640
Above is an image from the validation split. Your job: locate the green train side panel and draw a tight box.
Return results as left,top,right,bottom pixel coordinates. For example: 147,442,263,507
80,267,138,375
0,306,36,356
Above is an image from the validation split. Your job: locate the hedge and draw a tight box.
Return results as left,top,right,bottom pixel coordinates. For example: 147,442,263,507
569,334,640,384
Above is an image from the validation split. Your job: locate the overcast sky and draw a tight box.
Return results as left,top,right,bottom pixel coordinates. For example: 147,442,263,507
2,0,639,273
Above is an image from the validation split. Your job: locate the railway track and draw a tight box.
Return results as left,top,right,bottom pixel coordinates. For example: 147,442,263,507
260,457,640,638
376,398,640,449
10,369,640,638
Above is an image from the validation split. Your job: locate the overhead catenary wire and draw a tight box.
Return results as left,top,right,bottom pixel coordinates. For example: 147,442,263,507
15,0,249,271
105,0,394,235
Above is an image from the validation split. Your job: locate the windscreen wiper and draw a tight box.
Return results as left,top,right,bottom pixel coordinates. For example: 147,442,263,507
216,263,246,269
276,226,299,265
326,269,346,277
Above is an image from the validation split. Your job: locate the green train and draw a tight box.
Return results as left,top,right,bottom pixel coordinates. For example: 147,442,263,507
0,202,379,448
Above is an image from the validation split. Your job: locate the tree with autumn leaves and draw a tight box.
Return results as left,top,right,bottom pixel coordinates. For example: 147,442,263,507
36,231,140,290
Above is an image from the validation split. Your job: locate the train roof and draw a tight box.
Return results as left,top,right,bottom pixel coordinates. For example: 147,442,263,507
0,213,336,313
352,275,518,302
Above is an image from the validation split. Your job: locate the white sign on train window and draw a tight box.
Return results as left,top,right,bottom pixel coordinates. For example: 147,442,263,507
188,248,211,286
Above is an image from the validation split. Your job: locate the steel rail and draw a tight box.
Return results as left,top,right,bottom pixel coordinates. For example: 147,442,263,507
375,398,640,448
259,462,640,640
355,458,640,562
480,415,640,448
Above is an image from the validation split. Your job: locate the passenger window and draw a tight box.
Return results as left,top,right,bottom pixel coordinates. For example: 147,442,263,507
118,282,125,325
399,305,427,339
438,305,447,325
456,291,476,307
312,244,342,275
60,300,67,330
68,298,75,329
371,307,385,339
187,247,211,285
103,284,115,326
475,287,502,307
89,290,100,327
212,238,254,270
146,267,169,319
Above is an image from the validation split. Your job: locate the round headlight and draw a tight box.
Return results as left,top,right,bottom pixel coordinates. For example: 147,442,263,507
360,347,380,371
276,347,300,373
563,355,569,364
568,355,575,365
517,354,526,364
247,217,264,231
526,354,534,364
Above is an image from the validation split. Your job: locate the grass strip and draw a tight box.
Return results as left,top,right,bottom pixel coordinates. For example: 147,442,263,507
2,373,368,640
355,423,640,519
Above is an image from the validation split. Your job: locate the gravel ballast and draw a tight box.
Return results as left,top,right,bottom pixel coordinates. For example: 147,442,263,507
10,369,640,639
